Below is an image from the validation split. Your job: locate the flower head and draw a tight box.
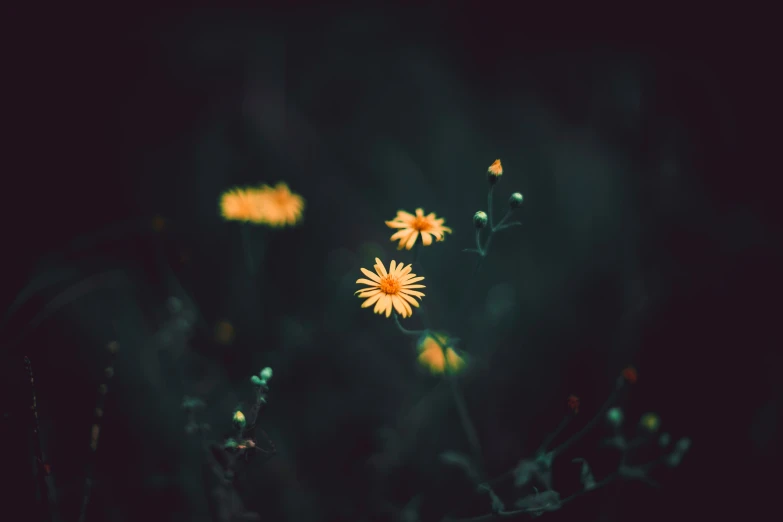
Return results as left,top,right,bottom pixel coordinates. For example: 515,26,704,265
385,208,452,250
417,332,465,375
254,182,305,227
355,258,425,318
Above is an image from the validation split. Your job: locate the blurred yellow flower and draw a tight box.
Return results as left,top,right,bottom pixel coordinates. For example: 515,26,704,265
254,182,305,228
385,208,452,250
417,332,465,375
219,182,305,227
219,186,266,223
355,258,425,318
214,320,235,345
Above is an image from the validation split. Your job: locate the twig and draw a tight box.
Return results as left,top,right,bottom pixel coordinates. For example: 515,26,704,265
24,356,57,522
77,340,120,522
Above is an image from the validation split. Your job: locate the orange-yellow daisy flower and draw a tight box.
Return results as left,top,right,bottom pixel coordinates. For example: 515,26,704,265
355,258,425,318
219,186,267,224
385,208,452,250
417,332,465,375
254,182,305,227
488,159,503,177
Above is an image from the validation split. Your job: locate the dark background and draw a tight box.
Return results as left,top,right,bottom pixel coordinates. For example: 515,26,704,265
3,6,780,522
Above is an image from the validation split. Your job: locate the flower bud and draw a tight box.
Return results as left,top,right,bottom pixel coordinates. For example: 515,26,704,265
250,375,264,386
473,211,488,229
260,367,273,381
508,192,524,208
606,407,624,428
487,159,503,184
639,412,660,433
658,432,671,448
232,410,246,430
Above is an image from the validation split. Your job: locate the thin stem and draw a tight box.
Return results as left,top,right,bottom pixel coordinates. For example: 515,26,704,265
493,209,513,231
549,378,624,459
448,376,483,474
24,356,54,522
474,228,483,255
393,312,427,337
487,185,495,230
536,415,572,455
78,341,119,522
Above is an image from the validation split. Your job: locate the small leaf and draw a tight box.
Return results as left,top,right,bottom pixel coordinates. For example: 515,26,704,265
440,451,481,484
514,489,561,513
572,458,597,491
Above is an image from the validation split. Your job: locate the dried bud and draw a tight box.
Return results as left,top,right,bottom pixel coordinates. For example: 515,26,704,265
509,192,524,208
473,211,488,229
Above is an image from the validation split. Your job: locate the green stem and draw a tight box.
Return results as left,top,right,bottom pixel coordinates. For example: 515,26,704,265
487,185,495,230
393,312,427,337
448,376,483,474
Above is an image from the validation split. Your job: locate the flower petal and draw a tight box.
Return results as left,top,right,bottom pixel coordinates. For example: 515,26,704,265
374,258,387,276
361,293,383,308
360,268,381,282
404,231,419,250
399,292,420,307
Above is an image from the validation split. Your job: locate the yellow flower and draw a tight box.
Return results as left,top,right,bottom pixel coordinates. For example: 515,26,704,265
355,258,425,318
219,182,305,227
385,208,452,250
254,182,305,227
219,186,267,223
417,332,465,375
488,159,503,178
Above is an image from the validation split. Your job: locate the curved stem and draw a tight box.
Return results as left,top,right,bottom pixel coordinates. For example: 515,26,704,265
393,312,427,337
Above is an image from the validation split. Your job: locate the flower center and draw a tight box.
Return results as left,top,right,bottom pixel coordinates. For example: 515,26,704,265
379,275,401,294
412,216,431,232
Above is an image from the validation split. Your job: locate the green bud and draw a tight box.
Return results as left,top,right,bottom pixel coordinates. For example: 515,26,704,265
658,432,671,447
675,437,692,453
232,410,246,430
250,375,264,386
606,407,623,428
509,192,524,208
260,367,273,381
473,211,488,229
